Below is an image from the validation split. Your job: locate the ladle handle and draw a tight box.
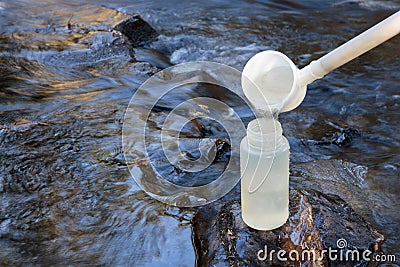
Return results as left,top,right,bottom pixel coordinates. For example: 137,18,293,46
298,10,400,87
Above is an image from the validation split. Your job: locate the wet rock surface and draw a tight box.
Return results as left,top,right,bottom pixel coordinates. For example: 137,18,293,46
114,15,159,47
289,159,370,216
193,189,384,267
0,9,195,266
43,31,133,69
43,14,160,69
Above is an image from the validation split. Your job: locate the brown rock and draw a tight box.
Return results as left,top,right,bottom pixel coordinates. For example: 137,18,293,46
192,190,384,267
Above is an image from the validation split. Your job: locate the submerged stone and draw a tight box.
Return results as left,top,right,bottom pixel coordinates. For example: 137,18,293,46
36,14,161,71
43,31,133,68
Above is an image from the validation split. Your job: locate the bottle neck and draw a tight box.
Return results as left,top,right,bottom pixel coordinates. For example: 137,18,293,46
247,118,284,151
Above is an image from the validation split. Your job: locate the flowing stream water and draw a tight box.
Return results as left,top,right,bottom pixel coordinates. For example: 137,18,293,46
0,0,399,265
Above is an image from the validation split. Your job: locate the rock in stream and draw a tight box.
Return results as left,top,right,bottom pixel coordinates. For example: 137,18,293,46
192,189,384,267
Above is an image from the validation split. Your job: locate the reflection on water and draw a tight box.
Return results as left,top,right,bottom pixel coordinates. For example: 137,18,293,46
0,0,399,265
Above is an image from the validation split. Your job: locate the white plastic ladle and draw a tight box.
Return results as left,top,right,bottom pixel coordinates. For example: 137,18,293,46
242,11,400,113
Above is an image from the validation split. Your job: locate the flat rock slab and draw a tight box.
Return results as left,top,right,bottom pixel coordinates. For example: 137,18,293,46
43,31,133,68
192,190,384,267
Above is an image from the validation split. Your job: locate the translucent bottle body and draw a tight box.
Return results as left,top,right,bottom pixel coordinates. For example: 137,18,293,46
240,118,290,230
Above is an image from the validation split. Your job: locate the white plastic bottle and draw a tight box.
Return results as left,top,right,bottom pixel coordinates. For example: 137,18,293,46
240,117,290,230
